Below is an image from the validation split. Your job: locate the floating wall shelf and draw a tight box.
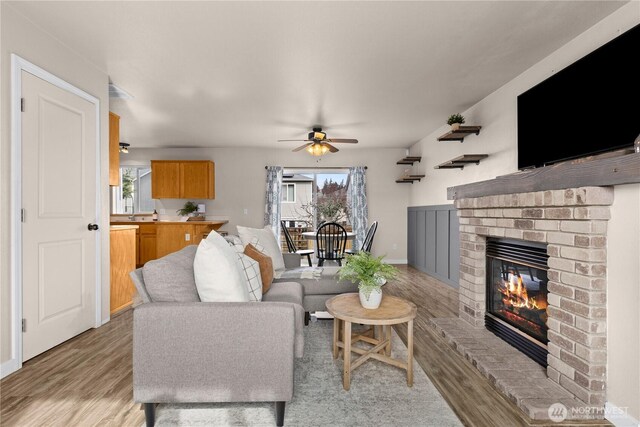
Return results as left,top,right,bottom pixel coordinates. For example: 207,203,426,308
437,126,482,142
396,156,422,165
435,154,488,170
395,174,426,184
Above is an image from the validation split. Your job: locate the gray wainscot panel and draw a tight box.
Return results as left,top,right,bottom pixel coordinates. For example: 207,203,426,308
407,204,460,288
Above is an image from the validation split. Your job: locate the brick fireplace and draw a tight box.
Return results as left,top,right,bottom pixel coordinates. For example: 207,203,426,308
432,186,613,420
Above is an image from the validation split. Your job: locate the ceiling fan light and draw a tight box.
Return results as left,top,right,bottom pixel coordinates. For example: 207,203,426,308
119,142,130,153
307,143,327,156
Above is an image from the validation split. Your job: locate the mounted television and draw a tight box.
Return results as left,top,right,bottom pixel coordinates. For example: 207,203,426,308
517,24,640,170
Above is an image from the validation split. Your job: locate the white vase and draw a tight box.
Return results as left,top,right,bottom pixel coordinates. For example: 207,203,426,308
359,287,382,309
451,123,461,131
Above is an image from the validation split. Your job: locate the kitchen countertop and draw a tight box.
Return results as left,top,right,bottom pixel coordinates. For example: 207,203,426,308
110,225,139,231
110,220,228,226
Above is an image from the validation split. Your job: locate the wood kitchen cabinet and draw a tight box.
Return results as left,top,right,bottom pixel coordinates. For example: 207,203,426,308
109,112,120,186
156,224,194,258
151,160,215,199
110,225,137,314
137,224,157,267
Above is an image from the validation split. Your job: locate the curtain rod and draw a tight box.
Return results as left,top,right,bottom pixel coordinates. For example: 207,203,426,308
264,166,367,170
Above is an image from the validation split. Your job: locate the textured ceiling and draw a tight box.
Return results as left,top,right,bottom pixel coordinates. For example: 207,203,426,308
7,1,626,149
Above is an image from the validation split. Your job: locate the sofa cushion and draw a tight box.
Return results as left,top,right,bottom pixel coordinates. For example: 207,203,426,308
237,225,285,272
238,253,263,302
274,266,358,296
142,246,200,302
262,281,304,307
244,243,274,293
194,232,250,302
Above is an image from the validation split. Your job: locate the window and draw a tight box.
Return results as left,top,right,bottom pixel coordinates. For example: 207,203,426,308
281,183,296,203
280,170,350,228
111,166,154,214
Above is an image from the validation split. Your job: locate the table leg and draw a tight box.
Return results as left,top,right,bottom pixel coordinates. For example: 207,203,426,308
332,317,339,359
343,320,352,391
407,319,414,387
385,325,392,356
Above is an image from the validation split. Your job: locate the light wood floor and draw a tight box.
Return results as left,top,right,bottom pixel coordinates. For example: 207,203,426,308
0,265,611,426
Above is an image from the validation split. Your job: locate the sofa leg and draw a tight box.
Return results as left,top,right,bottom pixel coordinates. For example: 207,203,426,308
144,403,155,427
304,312,310,326
275,401,285,426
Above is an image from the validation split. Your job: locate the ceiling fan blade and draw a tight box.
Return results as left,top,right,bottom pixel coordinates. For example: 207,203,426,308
278,139,311,142
292,143,313,152
325,138,358,144
324,143,339,153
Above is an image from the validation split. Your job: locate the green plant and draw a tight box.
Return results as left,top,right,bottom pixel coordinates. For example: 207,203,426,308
447,113,465,125
338,251,398,298
176,201,198,216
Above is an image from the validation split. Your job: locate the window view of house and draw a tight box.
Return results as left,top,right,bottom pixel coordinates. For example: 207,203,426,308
111,166,154,214
280,170,351,251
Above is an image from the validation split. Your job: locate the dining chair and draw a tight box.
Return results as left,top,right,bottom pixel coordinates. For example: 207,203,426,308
281,221,313,267
315,222,348,267
346,221,378,255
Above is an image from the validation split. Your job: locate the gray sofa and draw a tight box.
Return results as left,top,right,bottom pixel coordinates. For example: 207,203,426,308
130,246,305,427
279,253,359,324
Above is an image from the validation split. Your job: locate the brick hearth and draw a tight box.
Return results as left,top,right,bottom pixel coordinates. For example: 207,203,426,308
437,186,613,420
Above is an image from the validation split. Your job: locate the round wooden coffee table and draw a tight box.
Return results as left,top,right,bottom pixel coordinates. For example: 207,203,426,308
325,293,417,390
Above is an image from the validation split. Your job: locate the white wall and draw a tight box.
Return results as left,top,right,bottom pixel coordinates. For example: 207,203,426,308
406,4,639,421
0,4,110,367
607,184,640,424
408,3,639,206
121,147,410,262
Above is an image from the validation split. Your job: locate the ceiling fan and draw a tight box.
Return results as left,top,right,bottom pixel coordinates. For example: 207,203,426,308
278,127,358,156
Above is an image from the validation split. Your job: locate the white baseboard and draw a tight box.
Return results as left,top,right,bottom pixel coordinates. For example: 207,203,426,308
605,402,640,427
0,358,20,379
384,259,407,265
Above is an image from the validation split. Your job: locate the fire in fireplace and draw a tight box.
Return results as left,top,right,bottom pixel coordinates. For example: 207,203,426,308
486,239,549,366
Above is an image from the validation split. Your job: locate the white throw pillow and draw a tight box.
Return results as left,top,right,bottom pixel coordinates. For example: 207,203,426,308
237,253,263,302
194,232,250,302
236,225,285,272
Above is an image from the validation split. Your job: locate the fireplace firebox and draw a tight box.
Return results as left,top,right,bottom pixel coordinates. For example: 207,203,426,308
486,239,549,366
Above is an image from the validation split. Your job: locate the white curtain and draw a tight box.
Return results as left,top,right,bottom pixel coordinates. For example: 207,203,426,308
347,166,368,251
264,166,283,243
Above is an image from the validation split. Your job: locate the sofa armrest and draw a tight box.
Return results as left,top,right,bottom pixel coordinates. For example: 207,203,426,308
283,252,303,269
133,301,296,404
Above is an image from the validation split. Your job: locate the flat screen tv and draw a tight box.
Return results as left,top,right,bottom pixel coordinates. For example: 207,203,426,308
517,24,640,170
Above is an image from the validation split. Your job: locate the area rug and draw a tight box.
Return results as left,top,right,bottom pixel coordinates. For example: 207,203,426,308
153,320,462,426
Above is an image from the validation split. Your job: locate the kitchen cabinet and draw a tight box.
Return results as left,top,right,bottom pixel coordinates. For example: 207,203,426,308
156,224,194,258
137,224,157,267
111,220,227,266
109,112,120,186
151,160,215,199
110,225,137,314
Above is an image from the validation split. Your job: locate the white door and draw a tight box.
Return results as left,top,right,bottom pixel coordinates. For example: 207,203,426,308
21,70,98,361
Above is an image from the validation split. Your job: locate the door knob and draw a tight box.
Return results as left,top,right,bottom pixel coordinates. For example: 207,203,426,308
87,223,99,231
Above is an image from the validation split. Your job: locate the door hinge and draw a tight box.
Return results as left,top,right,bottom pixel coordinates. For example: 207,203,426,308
22,319,26,333
21,209,25,223
21,98,25,112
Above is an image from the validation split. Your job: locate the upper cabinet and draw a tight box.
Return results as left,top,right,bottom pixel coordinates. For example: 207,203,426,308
151,160,215,199
109,112,120,186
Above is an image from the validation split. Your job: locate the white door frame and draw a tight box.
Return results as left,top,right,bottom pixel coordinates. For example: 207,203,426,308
1,54,102,379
